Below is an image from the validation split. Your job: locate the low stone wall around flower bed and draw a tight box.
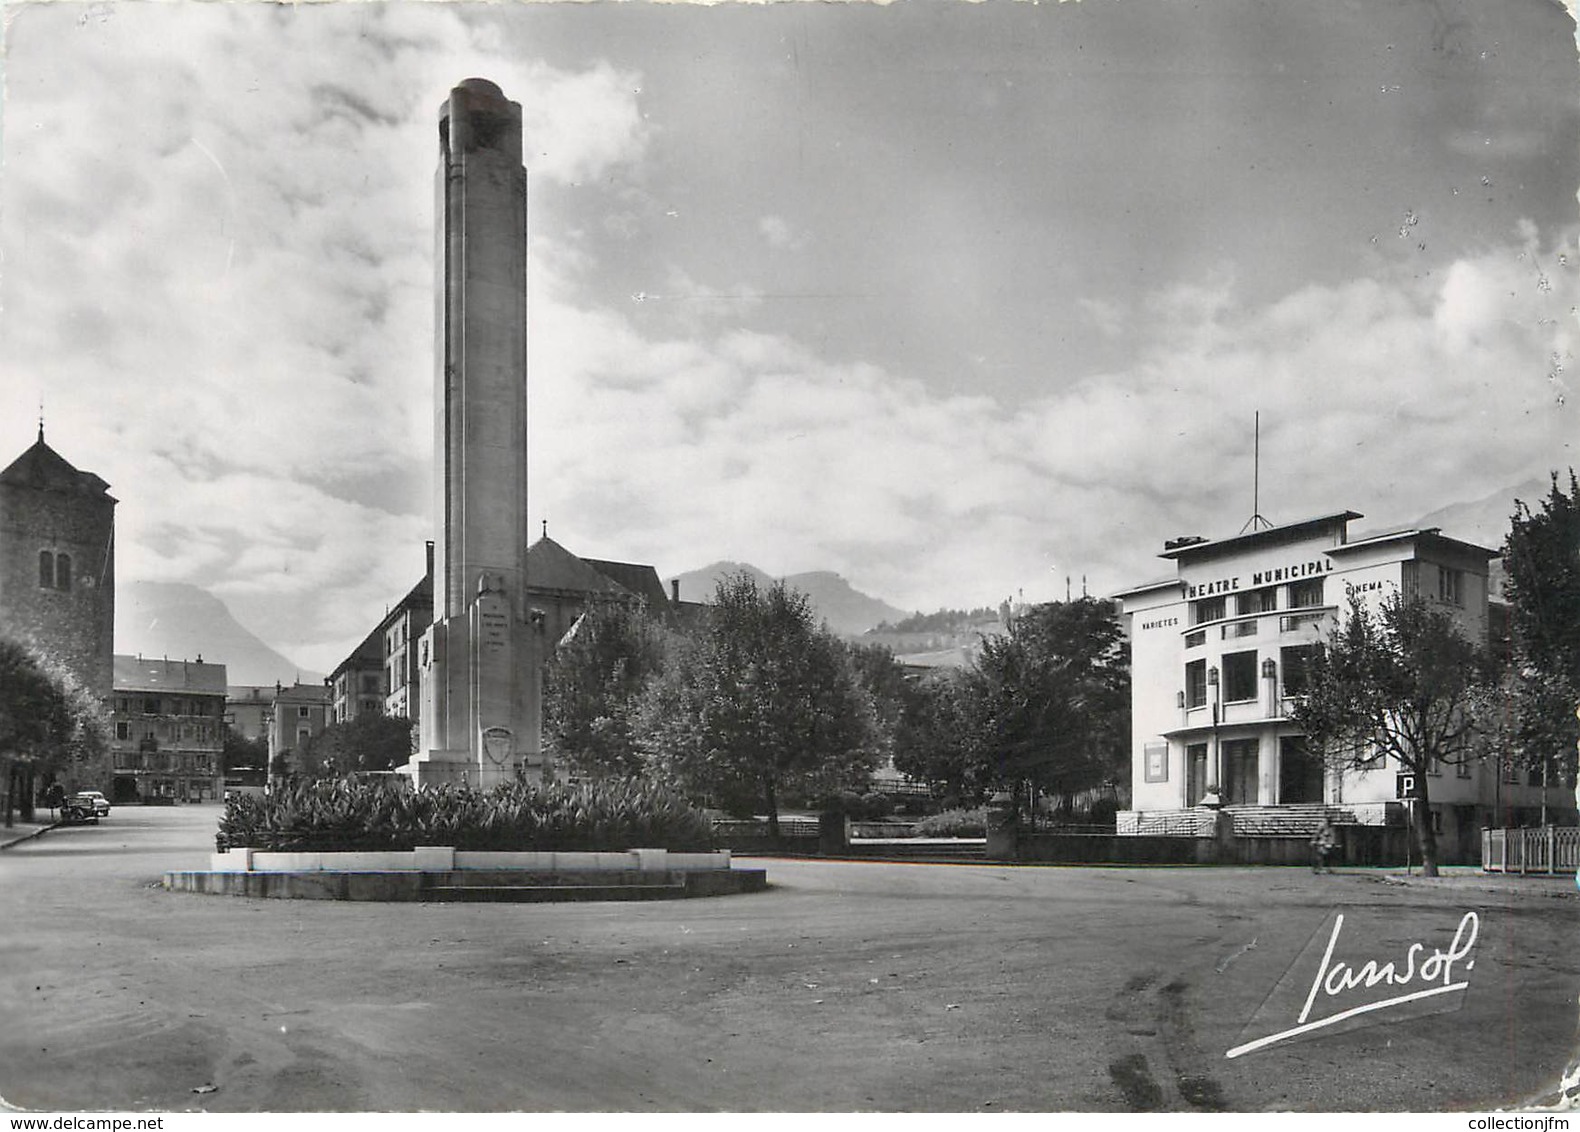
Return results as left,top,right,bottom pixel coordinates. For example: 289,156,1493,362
163,866,768,902
163,847,767,902
206,847,732,874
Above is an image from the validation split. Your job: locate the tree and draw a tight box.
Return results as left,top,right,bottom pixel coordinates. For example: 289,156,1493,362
305,714,415,778
0,638,111,813
891,668,978,804
543,601,670,780
1504,471,1580,678
960,597,1130,821
638,573,883,836
1498,470,1580,788
845,642,906,754
221,726,269,780
1290,593,1490,876
1471,665,1577,821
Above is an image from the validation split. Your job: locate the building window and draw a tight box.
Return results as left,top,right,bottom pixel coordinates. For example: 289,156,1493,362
144,698,160,715
1192,597,1227,625
115,721,130,740
1457,758,1472,779
1222,651,1258,703
298,706,310,719
1224,621,1258,639
1185,660,1207,709
1185,630,1205,649
1288,579,1324,609
297,728,311,747
1237,588,1277,616
36,550,71,590
1280,644,1320,697
1279,735,1324,804
1186,743,1209,806
1438,567,1463,606
1224,738,1260,805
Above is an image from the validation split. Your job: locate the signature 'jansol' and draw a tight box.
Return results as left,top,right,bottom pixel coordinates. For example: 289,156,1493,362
1227,911,1479,1059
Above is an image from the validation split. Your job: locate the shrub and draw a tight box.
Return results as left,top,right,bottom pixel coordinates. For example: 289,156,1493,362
860,792,894,819
216,776,715,853
1086,797,1120,827
914,806,987,838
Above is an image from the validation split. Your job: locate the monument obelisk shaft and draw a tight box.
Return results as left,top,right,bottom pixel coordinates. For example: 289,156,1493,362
407,79,543,788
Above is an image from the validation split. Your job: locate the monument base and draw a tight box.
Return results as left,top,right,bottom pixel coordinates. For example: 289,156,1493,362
399,750,545,789
400,749,477,789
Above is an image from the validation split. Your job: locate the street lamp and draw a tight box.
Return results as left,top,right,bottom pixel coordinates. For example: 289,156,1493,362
1206,666,1222,805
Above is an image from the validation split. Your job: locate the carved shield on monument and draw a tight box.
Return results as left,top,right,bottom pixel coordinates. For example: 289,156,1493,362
481,726,514,766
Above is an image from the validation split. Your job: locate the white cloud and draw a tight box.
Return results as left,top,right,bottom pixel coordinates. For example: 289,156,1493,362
758,214,806,252
1,3,652,670
3,2,1573,670
526,224,1578,616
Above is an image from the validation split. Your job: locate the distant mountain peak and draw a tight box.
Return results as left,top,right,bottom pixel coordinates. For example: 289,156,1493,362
116,580,322,687
673,562,910,637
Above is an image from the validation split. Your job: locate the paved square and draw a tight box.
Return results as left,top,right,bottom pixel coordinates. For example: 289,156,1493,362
1,805,1573,1112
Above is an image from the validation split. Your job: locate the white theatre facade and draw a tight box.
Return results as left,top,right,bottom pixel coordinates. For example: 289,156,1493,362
1115,511,1559,862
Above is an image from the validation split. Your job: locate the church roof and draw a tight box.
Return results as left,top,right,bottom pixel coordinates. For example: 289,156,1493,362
583,558,670,606
0,430,115,499
525,536,632,597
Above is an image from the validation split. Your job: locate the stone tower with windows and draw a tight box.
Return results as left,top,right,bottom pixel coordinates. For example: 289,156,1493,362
0,426,117,706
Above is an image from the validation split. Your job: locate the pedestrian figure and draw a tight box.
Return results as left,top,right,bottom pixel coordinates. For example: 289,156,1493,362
1311,818,1337,874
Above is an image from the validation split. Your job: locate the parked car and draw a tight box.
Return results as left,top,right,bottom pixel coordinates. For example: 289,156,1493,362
62,791,110,822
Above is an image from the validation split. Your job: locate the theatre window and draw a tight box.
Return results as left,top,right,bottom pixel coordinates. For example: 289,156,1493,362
1185,659,1207,709
1279,735,1325,804
1237,587,1277,616
1192,596,1227,625
1223,738,1259,805
1186,743,1209,805
1222,650,1258,702
1280,644,1320,697
1289,578,1324,609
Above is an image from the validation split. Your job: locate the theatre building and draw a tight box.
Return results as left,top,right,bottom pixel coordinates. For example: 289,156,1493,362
1115,511,1558,863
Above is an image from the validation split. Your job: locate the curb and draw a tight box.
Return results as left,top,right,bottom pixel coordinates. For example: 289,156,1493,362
0,822,57,851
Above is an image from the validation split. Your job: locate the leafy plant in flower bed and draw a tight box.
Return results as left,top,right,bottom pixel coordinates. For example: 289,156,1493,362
216,777,716,853
914,806,987,838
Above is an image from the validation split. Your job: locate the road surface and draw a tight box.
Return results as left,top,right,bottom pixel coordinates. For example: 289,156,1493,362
1,804,1574,1112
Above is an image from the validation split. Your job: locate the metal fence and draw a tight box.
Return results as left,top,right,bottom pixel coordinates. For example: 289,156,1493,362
712,817,821,839
1483,826,1580,875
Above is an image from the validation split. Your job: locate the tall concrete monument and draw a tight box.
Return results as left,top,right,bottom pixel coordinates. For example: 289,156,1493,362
405,79,545,788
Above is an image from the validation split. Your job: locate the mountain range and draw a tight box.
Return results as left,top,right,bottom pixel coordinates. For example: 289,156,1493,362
113,477,1559,684
672,561,910,637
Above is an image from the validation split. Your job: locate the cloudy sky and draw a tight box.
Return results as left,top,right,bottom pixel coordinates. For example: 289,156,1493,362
2,0,1576,672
